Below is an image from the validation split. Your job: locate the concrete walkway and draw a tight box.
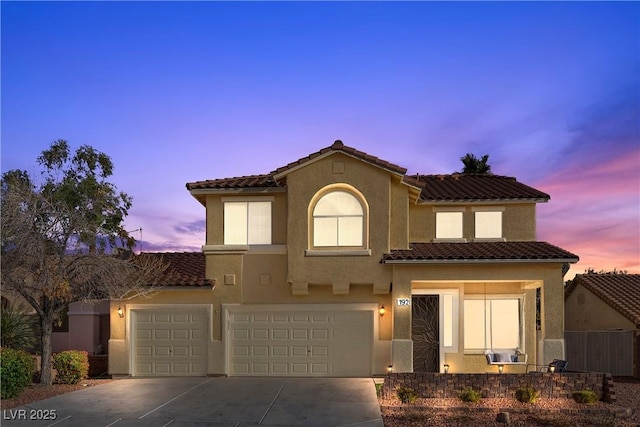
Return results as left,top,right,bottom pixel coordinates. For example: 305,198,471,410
1,377,384,427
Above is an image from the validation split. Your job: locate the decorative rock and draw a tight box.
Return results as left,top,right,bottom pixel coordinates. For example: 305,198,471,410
496,412,511,424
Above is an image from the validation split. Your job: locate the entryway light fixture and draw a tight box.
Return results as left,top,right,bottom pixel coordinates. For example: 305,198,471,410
387,365,393,374
379,305,386,317
444,364,449,374
549,365,556,374
498,364,504,374
117,306,124,318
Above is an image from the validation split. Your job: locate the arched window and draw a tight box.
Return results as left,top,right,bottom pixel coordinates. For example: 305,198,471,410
312,190,364,247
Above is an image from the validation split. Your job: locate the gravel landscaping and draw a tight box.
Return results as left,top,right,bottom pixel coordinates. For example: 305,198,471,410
381,377,640,426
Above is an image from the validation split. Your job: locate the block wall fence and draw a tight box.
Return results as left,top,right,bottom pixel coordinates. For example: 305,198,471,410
383,372,615,403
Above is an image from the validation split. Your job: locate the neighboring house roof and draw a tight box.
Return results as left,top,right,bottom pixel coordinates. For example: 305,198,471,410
565,273,640,327
382,241,579,263
404,173,550,202
186,141,548,204
140,252,214,287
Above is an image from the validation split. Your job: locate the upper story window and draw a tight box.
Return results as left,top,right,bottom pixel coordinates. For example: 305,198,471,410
224,200,272,245
435,211,463,239
473,208,504,239
312,190,364,247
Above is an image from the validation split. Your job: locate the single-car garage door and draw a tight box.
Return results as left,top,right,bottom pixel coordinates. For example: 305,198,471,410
228,307,372,376
133,309,208,376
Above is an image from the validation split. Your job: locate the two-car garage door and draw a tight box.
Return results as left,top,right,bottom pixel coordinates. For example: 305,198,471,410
228,307,373,377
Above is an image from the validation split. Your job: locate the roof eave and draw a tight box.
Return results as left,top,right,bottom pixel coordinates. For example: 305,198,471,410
383,258,579,265
418,198,549,205
189,187,287,195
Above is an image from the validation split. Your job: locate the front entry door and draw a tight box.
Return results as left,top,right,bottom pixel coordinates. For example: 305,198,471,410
412,295,439,372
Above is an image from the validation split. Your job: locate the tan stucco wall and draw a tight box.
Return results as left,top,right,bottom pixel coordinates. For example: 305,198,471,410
285,153,396,293
565,284,636,331
409,203,537,242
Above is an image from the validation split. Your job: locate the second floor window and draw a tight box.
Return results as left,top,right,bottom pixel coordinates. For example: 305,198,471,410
224,201,271,245
312,190,364,247
435,211,463,239
475,211,502,239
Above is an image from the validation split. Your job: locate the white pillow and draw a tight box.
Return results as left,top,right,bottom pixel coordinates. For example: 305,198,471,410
496,352,512,363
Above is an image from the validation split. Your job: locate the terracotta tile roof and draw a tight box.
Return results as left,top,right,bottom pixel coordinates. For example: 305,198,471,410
382,241,579,263
139,252,213,287
566,273,640,327
404,173,550,202
187,174,281,191
273,140,408,177
187,142,548,202
185,141,407,191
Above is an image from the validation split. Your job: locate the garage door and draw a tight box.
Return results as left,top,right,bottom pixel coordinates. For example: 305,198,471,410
133,310,208,376
228,308,372,376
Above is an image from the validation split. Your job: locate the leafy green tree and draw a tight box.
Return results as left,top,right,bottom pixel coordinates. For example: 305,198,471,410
1,140,168,385
460,153,492,174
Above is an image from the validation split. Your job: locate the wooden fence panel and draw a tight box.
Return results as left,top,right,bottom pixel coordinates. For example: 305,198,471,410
565,330,634,376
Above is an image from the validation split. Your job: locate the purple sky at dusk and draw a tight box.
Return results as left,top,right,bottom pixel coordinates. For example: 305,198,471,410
2,2,639,278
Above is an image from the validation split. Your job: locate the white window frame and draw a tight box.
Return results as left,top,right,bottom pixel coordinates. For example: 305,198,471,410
223,197,273,245
473,207,504,240
463,294,524,353
433,207,465,241
310,189,367,249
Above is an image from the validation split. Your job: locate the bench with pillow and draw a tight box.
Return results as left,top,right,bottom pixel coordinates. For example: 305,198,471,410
484,349,527,365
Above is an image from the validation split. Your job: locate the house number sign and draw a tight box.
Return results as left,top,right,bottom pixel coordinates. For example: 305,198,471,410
396,298,411,306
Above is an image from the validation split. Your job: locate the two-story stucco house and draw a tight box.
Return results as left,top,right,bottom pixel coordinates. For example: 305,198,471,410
109,141,578,377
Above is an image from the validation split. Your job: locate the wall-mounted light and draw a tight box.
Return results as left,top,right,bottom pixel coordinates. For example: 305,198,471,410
379,305,386,317
549,365,556,374
117,306,124,319
498,364,504,374
387,365,393,374
444,364,449,374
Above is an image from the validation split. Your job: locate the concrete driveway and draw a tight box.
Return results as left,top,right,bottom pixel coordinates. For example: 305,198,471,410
1,377,383,427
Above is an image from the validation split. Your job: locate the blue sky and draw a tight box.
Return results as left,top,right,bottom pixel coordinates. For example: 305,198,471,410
2,1,639,276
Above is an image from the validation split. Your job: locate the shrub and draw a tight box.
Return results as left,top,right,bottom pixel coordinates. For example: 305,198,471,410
375,382,383,397
396,386,418,404
459,387,482,403
1,347,34,399
1,303,40,352
572,390,599,404
515,386,540,403
52,350,88,384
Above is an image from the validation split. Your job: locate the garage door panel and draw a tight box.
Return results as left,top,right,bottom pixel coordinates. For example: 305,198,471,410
273,346,288,356
273,329,289,339
253,313,269,322
253,329,269,339
273,363,288,374
155,329,170,339
292,314,309,323
273,313,289,322
155,313,171,323
229,308,372,377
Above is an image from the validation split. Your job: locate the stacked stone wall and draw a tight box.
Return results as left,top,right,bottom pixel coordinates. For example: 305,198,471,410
383,372,614,403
